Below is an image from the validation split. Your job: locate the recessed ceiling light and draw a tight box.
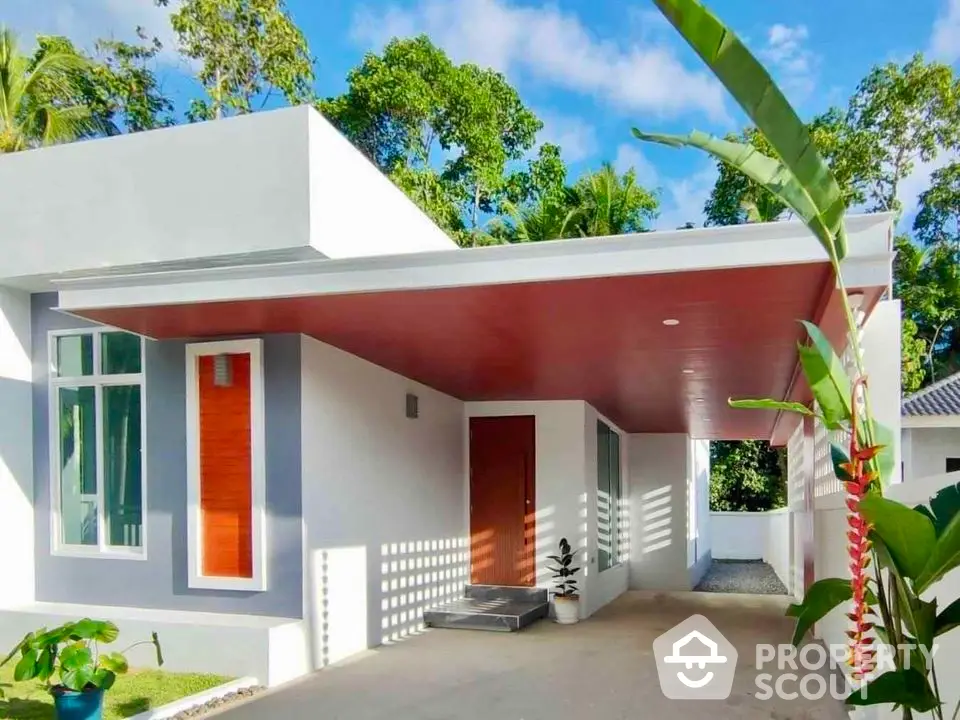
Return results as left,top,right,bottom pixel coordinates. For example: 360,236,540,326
682,368,695,374
662,318,680,326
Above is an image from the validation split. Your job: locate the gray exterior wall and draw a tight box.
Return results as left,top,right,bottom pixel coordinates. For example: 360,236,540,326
903,426,960,481
32,293,302,617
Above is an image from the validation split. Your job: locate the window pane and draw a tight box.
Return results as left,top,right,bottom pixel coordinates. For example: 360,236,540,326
56,335,94,377
609,430,621,565
101,332,142,375
58,386,98,546
597,421,612,572
103,385,143,547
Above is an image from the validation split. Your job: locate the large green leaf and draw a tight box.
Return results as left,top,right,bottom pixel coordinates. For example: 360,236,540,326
59,643,92,672
797,321,852,429
727,398,814,416
830,444,851,482
98,651,128,674
785,578,851,646
13,650,38,682
935,597,960,637
60,666,94,692
915,481,960,536
865,419,895,486
859,495,936,580
91,669,117,691
647,0,847,261
845,668,939,712
70,619,119,644
632,129,842,260
915,510,960,594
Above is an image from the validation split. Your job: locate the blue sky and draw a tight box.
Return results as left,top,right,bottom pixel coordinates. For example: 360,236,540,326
7,0,960,229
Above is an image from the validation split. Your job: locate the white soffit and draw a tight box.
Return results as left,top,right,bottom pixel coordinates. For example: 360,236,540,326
54,212,895,312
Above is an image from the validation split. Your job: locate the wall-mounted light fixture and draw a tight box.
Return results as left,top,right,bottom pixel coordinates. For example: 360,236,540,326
405,392,419,419
214,354,233,387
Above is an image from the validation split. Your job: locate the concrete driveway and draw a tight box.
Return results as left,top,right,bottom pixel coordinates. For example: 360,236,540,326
218,591,847,720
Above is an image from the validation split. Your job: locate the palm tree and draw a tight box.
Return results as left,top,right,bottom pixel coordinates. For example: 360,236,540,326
498,191,580,243
568,163,658,237
0,27,97,153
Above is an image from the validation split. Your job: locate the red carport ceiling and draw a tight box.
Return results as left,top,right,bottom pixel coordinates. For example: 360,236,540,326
76,262,834,439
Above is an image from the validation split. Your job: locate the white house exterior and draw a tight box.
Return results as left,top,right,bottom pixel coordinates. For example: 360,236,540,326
0,106,901,687
901,373,960,482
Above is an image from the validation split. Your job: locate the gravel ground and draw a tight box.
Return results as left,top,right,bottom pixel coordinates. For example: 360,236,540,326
695,559,789,595
170,685,266,720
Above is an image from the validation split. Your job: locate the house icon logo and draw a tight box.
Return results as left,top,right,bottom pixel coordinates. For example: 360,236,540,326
653,614,738,699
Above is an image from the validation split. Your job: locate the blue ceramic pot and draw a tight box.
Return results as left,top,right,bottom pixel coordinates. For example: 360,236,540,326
52,687,104,720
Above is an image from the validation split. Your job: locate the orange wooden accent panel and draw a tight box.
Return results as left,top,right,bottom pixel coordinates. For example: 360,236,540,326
469,416,536,587
198,353,253,579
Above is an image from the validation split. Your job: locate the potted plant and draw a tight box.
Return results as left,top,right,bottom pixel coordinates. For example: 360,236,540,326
549,537,581,624
0,619,163,720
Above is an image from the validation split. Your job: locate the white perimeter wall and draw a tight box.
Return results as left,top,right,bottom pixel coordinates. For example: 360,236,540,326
903,427,960,481
628,433,703,591
711,510,791,591
0,287,34,606
300,335,466,669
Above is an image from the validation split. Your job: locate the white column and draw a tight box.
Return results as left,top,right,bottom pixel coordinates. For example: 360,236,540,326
860,299,903,485
0,286,34,605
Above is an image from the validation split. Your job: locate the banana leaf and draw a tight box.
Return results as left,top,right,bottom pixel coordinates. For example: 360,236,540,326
640,0,847,261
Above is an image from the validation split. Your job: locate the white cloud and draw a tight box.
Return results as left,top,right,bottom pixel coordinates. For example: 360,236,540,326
653,164,718,231
930,0,960,63
6,0,183,66
759,23,819,102
614,143,660,188
537,114,597,163
351,0,728,122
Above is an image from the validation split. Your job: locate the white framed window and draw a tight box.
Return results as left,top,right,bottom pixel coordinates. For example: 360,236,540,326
597,419,622,571
185,339,267,592
49,328,146,559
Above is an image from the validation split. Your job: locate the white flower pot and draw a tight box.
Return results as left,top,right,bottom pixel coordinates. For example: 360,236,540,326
553,595,580,625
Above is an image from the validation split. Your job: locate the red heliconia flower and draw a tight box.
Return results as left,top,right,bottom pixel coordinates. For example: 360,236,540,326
844,376,881,681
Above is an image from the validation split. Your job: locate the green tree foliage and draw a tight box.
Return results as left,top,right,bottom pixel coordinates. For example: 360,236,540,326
0,27,95,152
709,440,786,512
568,163,659,236
848,55,960,212
30,32,174,136
158,0,314,121
320,36,541,242
914,162,960,247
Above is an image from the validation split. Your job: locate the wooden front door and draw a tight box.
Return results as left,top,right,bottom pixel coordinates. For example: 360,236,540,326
469,416,535,586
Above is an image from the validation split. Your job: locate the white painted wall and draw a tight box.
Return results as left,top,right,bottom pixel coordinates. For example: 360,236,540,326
861,300,902,484
307,112,457,258
0,287,34,606
300,335,466,668
711,510,791,590
689,438,711,586
0,109,314,282
628,433,692,591
0,107,458,285
902,427,960,481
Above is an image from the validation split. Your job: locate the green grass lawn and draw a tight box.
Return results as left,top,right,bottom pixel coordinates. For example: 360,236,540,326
0,666,233,720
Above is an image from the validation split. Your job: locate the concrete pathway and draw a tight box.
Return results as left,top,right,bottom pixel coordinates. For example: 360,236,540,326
696,560,790,595
214,591,845,720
